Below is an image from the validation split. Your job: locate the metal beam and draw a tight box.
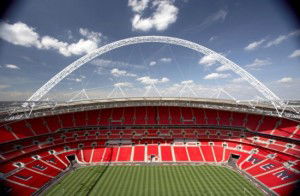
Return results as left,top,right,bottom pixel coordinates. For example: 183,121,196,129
27,36,283,108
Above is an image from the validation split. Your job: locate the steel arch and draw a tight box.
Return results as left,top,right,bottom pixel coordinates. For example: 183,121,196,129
27,36,283,107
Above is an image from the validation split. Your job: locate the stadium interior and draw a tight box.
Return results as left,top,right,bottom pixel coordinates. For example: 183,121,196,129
0,101,299,195
0,1,299,195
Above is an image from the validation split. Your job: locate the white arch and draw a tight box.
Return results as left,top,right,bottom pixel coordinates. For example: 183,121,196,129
27,36,283,107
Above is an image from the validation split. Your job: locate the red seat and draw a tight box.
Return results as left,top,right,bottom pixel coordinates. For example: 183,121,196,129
174,147,188,161
161,145,173,161
133,146,145,161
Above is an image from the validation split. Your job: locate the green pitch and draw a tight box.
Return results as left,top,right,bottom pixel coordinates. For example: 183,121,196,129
45,165,263,196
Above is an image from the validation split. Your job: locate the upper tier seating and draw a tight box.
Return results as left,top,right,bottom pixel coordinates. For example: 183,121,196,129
1,106,299,143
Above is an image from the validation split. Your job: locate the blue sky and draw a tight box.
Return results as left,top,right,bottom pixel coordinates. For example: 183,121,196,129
0,0,299,101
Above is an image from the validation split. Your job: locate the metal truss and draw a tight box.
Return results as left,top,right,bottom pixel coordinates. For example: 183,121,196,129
27,36,283,109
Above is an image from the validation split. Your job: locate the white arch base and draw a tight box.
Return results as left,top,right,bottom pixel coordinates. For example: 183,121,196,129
27,36,283,109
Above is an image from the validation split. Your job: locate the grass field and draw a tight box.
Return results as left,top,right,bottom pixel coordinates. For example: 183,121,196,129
45,165,263,196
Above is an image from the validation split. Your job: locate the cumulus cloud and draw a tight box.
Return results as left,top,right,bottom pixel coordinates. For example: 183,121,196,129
277,77,293,83
0,21,104,57
160,57,172,62
111,68,137,77
128,0,150,13
198,54,219,67
5,64,20,69
216,64,230,72
289,49,300,58
137,76,170,85
161,77,170,82
129,0,179,31
0,22,41,48
245,58,271,70
203,73,230,80
113,82,132,87
244,39,265,51
149,61,157,66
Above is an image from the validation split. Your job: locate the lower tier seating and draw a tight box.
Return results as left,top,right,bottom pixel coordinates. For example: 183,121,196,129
0,138,298,196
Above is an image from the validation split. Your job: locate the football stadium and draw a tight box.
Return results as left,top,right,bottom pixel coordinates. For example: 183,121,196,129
0,1,299,196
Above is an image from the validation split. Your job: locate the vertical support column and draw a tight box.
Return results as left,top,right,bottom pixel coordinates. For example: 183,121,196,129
158,144,162,162
211,145,217,162
115,147,120,162
57,115,63,128
255,115,265,132
198,144,206,162
80,149,84,163
221,145,226,162
130,146,135,162
171,144,176,162
185,145,191,162
144,144,148,162
89,148,95,163
101,148,107,162
25,120,36,136
43,118,52,133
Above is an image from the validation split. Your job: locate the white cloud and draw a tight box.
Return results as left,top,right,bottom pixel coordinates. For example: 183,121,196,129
201,9,228,28
203,73,230,80
209,36,217,42
111,68,127,77
92,59,144,75
137,76,170,85
181,80,194,84
198,54,219,67
0,21,104,57
277,77,293,83
161,77,170,82
289,49,300,58
128,0,150,13
64,38,99,56
265,30,300,48
0,22,41,48
129,0,179,31
244,39,265,51
67,75,86,82
216,64,230,72
5,64,20,69
79,28,102,42
160,57,172,63
245,58,271,70
114,82,132,87
149,61,157,66
265,35,287,48
231,78,245,83
111,68,137,77
210,9,227,22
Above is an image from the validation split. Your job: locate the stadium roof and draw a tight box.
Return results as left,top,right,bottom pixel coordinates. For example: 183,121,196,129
1,97,299,122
